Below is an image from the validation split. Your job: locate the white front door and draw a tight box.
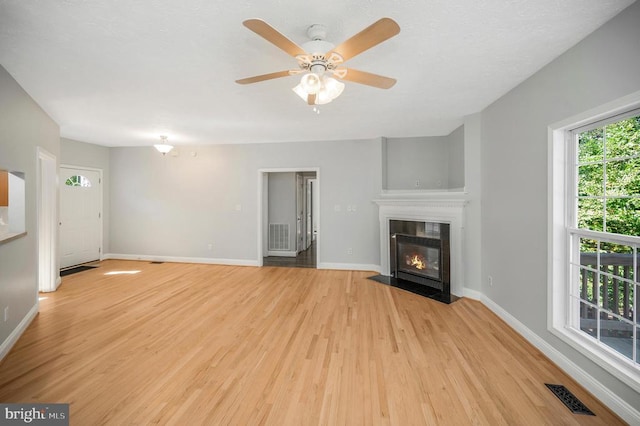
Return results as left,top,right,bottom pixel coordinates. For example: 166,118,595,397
60,167,102,269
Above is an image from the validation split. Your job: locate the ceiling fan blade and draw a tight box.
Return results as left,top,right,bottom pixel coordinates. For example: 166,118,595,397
236,70,295,85
327,18,400,62
243,19,306,57
307,93,317,105
337,69,396,89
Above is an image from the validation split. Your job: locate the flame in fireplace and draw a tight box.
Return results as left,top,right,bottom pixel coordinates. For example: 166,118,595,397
408,254,426,270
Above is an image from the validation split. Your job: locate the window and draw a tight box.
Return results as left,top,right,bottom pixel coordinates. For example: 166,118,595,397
570,111,640,363
550,100,640,392
65,175,92,187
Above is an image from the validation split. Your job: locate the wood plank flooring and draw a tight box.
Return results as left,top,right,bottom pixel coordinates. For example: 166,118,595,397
0,260,624,425
263,241,317,268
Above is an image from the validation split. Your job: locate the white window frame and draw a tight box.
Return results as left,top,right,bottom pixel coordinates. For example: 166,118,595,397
549,90,640,394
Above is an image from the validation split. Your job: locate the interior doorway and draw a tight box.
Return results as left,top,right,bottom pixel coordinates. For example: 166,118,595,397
258,168,319,268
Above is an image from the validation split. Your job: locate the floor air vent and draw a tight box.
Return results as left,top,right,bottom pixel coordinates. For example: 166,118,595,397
150,261,164,264
545,384,595,416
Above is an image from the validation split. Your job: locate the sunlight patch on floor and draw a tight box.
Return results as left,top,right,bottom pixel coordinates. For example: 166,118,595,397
104,270,141,275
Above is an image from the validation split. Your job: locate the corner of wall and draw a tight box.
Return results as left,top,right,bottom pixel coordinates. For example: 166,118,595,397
0,301,38,362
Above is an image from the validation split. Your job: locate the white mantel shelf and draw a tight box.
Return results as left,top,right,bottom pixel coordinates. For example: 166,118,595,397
374,192,467,297
375,189,468,203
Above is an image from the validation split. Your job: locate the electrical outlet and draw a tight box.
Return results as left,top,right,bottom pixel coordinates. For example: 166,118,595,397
3,306,8,322
347,248,353,255
415,180,420,187
488,275,493,287
207,244,213,251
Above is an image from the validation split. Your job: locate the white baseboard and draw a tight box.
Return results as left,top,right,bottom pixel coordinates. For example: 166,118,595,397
104,253,259,267
266,250,297,257
462,287,483,300
318,262,381,273
0,301,38,362
481,295,640,425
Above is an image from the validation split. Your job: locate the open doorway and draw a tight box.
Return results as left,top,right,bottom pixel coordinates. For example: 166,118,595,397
257,169,319,268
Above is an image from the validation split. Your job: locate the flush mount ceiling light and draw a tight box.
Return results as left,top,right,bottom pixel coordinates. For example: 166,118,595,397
154,135,173,155
236,18,400,106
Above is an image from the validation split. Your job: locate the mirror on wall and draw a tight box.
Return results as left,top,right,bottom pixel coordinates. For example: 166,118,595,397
0,170,26,243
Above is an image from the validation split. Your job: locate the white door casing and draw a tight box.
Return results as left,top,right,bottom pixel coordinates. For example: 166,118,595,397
37,148,58,292
59,166,102,269
296,173,304,253
305,177,313,248
257,168,320,267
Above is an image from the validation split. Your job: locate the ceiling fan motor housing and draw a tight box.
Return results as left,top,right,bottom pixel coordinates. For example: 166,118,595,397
307,24,327,41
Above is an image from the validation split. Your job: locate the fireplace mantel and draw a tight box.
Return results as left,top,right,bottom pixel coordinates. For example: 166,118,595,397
373,193,467,297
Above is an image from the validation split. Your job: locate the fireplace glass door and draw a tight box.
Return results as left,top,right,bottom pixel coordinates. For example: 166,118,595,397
397,241,440,280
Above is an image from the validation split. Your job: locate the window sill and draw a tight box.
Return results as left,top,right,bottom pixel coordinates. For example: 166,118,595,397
549,324,640,393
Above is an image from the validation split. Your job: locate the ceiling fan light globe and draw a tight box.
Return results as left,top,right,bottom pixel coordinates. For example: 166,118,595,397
300,73,321,94
292,83,309,102
322,76,345,100
315,90,333,105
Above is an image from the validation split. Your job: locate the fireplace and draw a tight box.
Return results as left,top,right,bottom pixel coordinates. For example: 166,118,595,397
391,222,450,296
373,197,465,303
395,235,444,286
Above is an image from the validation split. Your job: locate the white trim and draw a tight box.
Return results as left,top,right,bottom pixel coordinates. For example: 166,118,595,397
318,262,380,272
548,91,640,394
0,302,38,362
482,295,640,425
380,189,468,197
462,288,483,300
258,168,320,268
549,325,640,393
103,253,259,267
549,90,640,131
37,147,59,292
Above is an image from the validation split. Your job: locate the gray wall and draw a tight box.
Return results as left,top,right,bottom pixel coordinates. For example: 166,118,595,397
447,125,465,190
385,136,449,190
60,137,110,253
385,127,465,190
108,138,382,268
267,172,296,252
0,65,59,350
463,114,482,293
481,2,640,410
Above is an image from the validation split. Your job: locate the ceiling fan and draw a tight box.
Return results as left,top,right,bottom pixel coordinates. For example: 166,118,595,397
236,18,400,106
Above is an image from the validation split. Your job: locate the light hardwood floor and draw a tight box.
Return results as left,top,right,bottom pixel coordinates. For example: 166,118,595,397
0,260,624,425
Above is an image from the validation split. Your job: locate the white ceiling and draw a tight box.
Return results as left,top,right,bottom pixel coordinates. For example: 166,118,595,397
0,0,634,147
